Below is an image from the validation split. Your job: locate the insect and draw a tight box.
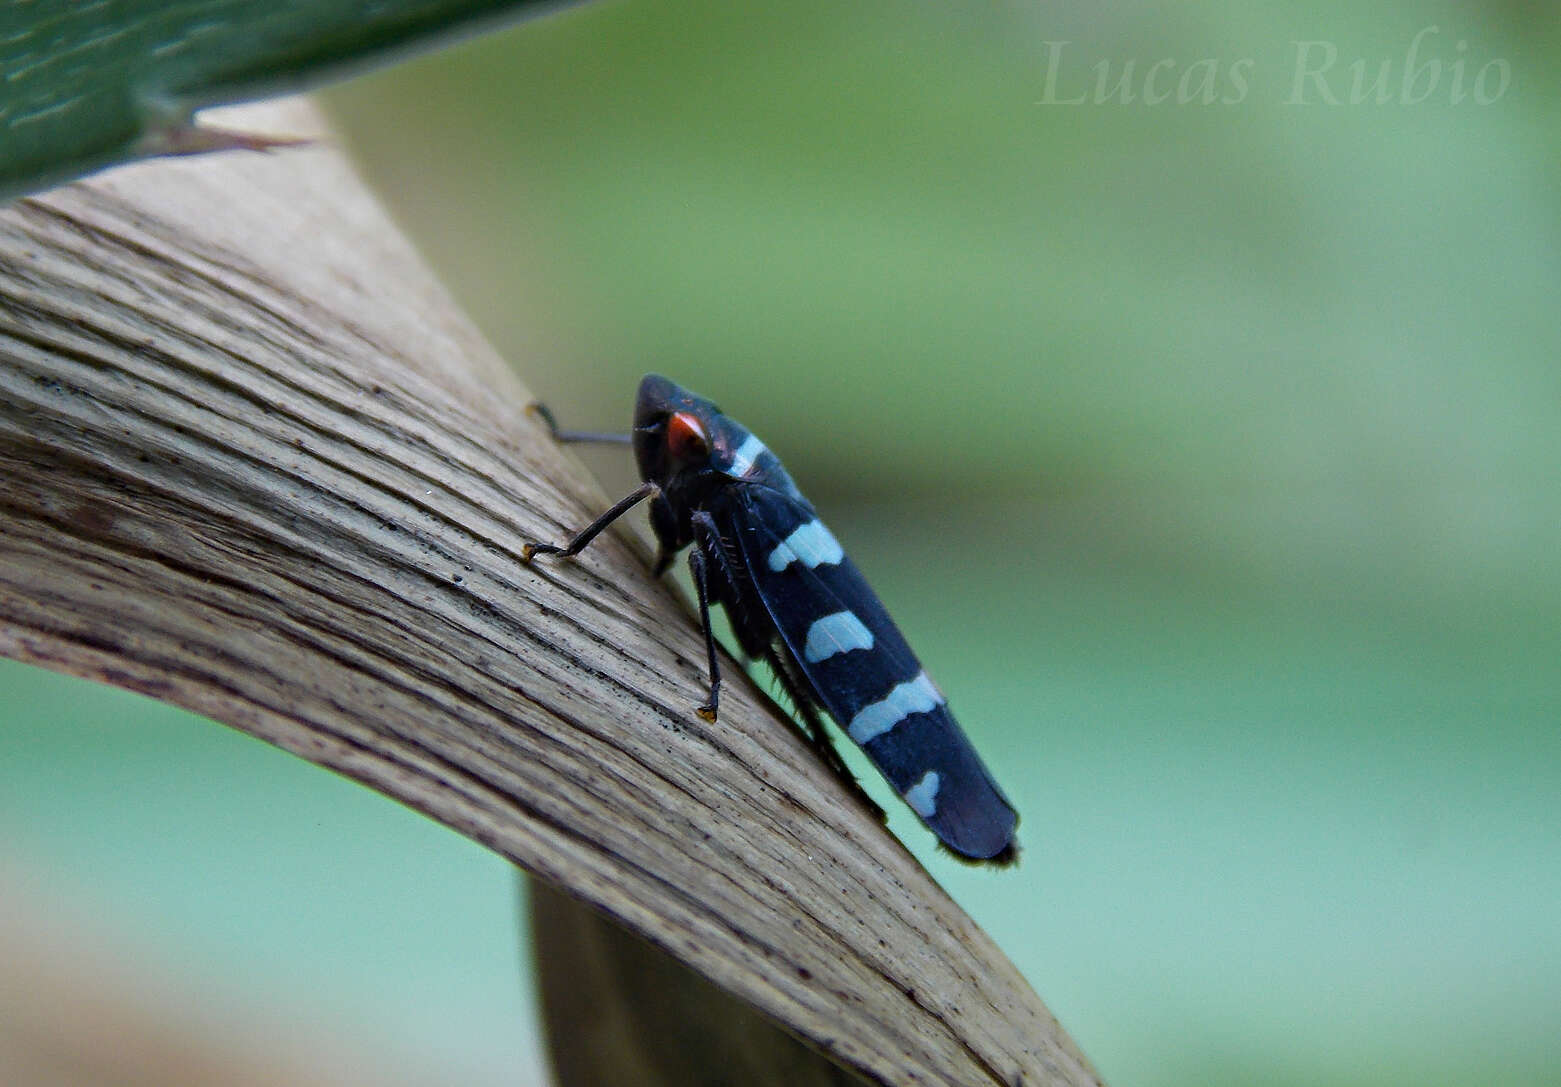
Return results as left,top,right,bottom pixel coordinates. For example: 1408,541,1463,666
522,375,1018,865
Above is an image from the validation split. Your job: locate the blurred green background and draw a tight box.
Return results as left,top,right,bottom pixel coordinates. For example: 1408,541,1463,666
4,1,1559,1084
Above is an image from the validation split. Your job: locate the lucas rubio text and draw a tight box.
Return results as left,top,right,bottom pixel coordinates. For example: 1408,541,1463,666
1036,28,1511,107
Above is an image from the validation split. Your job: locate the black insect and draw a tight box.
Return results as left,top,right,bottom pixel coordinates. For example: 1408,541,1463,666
523,375,1018,865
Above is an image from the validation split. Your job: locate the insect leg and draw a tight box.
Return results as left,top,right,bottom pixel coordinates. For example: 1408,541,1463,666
762,645,886,824
522,480,659,562
649,498,680,578
684,509,753,721
686,545,722,723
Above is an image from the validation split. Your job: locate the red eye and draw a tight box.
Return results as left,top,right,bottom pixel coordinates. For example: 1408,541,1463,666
665,411,709,461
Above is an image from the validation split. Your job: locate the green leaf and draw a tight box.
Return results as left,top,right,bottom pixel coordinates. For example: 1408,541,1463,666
0,0,571,199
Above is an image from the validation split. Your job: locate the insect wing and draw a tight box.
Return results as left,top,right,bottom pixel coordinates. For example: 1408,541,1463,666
724,486,1018,862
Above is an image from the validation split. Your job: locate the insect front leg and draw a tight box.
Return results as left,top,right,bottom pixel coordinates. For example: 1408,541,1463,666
649,497,680,577
686,544,722,723
522,481,659,563
685,509,746,723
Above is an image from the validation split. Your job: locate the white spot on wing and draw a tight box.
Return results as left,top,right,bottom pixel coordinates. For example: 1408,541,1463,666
766,519,843,572
802,611,875,663
903,771,941,819
726,433,767,477
847,671,944,745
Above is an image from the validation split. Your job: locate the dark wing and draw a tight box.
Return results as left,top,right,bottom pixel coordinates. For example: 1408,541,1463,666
717,485,1018,862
